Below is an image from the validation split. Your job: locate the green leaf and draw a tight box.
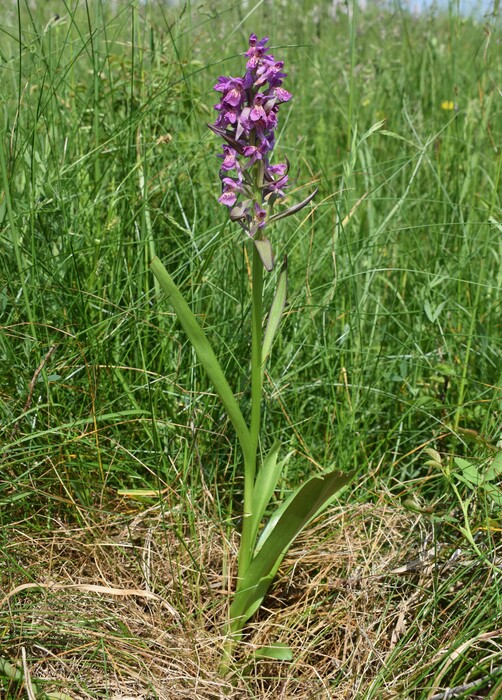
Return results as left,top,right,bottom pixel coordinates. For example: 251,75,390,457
453,457,480,487
485,451,502,482
249,442,292,550
150,257,251,455
424,300,446,323
253,643,293,661
458,525,477,548
0,657,24,682
484,485,502,506
254,238,274,271
229,469,355,633
262,257,287,375
424,448,442,464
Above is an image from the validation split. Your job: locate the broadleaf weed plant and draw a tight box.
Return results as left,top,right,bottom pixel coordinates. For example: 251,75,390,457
150,34,354,671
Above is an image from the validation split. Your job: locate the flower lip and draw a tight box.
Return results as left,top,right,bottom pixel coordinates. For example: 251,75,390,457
218,144,239,171
218,190,237,207
272,87,292,103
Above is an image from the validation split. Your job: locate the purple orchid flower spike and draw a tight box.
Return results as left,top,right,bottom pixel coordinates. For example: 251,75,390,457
209,34,317,271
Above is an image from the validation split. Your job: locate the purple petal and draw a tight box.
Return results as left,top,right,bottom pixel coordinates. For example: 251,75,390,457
273,87,292,102
218,190,237,207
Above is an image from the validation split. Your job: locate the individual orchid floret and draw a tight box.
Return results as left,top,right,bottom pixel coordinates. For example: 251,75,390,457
245,34,270,69
265,174,288,199
218,176,244,207
209,33,317,271
253,203,267,229
272,86,292,103
267,162,287,176
242,143,268,167
249,94,268,124
218,145,239,171
255,58,287,88
214,75,245,98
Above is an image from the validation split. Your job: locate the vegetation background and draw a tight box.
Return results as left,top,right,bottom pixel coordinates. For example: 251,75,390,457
0,0,500,698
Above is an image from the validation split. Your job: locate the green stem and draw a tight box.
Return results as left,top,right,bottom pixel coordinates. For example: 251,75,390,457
250,245,264,472
222,246,264,675
238,245,264,579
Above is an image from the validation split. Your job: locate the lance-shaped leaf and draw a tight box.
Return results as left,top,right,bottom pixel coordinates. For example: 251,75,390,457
253,643,293,661
229,468,355,633
267,188,318,225
262,256,287,374
150,257,251,456
249,441,293,550
253,237,274,271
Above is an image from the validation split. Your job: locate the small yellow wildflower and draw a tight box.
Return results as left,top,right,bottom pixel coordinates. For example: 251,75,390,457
441,100,455,111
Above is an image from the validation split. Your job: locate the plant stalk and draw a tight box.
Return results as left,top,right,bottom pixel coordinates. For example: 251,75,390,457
222,246,264,674
238,244,264,579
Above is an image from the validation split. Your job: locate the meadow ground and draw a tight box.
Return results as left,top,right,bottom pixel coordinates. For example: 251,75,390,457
1,1,501,697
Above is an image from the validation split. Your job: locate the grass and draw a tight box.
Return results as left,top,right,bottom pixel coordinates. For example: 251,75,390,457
0,0,501,697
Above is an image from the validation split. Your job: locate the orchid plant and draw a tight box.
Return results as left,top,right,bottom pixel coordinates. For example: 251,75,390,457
150,34,353,669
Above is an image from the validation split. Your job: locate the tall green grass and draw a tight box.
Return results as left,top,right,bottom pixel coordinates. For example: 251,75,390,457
0,0,501,692
2,1,500,494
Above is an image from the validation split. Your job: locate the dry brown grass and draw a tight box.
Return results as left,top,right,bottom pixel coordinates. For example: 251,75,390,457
1,495,500,699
